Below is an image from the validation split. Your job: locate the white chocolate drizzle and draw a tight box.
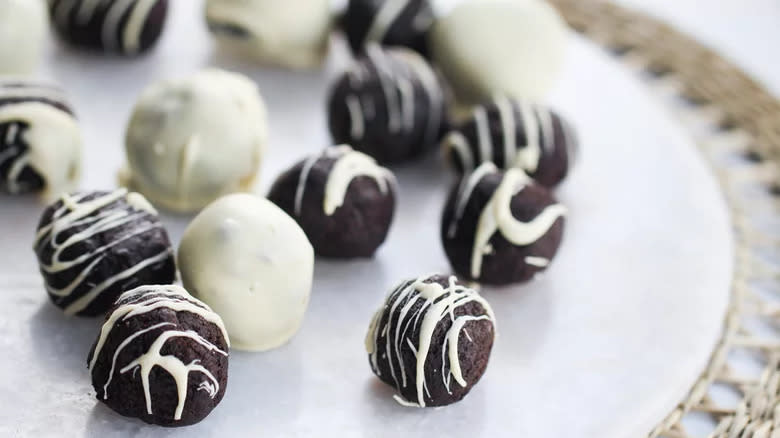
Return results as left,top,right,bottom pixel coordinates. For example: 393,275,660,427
33,189,172,315
293,145,395,217
364,0,410,47
345,95,364,140
443,97,562,175
469,167,567,278
367,45,401,133
345,46,443,150
398,49,444,147
90,285,229,422
525,256,550,267
365,275,495,407
447,161,498,238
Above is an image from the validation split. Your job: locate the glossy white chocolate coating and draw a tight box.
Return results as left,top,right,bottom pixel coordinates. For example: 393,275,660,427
430,0,568,105
205,0,333,69
0,0,47,75
122,69,267,212
178,193,314,352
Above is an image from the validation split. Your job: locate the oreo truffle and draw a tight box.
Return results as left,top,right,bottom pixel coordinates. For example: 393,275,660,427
328,45,447,164
88,285,229,427
430,0,567,104
178,194,314,352
0,0,47,75
48,0,168,55
122,69,267,212
365,274,496,407
205,0,332,69
442,97,578,188
268,145,396,258
442,163,566,285
343,0,435,57
33,189,176,316
0,80,81,196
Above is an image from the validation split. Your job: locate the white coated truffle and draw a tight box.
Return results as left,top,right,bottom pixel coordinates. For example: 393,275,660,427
0,80,82,197
0,0,47,75
205,0,333,69
430,0,568,105
178,194,314,352
122,69,267,212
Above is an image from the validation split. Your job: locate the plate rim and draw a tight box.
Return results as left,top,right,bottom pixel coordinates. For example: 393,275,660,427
551,0,780,436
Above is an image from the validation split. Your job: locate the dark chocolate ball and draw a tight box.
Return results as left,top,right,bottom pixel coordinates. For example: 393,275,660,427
365,274,495,407
343,0,435,57
87,285,230,427
268,145,396,258
441,163,566,285
442,97,578,188
33,189,176,316
328,45,447,164
0,80,79,195
48,0,168,55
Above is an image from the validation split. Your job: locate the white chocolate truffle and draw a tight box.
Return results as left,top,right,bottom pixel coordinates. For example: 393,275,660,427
0,80,82,197
430,0,568,105
0,0,47,76
122,69,267,212
178,194,314,352
205,0,333,69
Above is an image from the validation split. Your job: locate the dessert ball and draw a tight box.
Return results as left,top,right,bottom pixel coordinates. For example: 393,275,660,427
48,0,168,55
442,97,578,187
365,274,496,407
178,194,314,352
0,80,81,196
206,0,333,69
0,0,47,75
122,69,267,213
343,0,435,57
88,285,229,427
442,163,566,285
268,145,396,258
33,189,176,316
328,45,447,164
430,0,568,105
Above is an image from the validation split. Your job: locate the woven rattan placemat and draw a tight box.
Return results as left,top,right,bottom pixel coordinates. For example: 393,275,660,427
549,1,780,436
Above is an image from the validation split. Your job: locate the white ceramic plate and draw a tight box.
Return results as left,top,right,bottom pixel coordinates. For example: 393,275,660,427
0,2,732,437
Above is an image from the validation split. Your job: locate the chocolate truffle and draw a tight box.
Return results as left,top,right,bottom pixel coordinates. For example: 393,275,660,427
0,80,81,196
365,274,496,407
48,0,168,55
205,0,333,69
442,97,578,188
88,285,229,427
430,0,567,105
328,45,447,164
442,163,566,285
33,189,176,316
121,69,267,212
343,0,435,57
268,145,396,258
0,0,47,75
178,194,314,352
